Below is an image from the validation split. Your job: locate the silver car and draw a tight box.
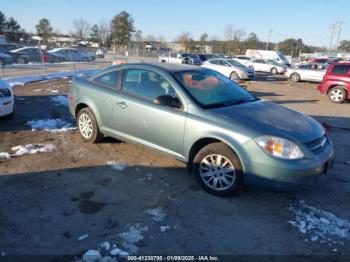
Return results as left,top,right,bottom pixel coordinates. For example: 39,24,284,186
285,63,326,82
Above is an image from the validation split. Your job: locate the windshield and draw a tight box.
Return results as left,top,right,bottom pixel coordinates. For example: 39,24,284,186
226,59,245,68
174,69,257,108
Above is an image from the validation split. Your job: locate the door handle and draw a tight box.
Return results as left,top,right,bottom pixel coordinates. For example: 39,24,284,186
116,101,127,109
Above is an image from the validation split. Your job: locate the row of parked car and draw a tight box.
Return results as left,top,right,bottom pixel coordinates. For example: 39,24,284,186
0,44,97,65
158,52,349,103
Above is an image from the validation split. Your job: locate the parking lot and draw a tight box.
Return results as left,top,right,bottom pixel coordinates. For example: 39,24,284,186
0,73,349,259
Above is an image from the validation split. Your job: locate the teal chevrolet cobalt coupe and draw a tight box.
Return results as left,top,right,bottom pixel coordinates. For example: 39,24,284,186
68,63,334,196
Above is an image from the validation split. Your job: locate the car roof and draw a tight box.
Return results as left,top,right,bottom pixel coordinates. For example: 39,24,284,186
120,62,203,73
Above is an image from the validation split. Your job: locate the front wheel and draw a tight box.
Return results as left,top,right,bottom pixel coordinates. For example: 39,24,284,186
270,67,278,75
230,71,240,81
290,73,300,82
192,142,244,196
77,108,104,143
328,86,347,103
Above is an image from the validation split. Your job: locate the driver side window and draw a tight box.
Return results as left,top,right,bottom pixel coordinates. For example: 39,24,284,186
122,69,176,103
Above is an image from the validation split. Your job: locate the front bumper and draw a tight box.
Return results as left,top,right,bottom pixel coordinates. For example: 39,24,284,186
0,98,14,117
241,136,334,190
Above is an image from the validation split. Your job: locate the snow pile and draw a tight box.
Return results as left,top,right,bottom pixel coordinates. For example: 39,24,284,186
0,152,11,159
74,241,129,262
118,224,148,253
145,207,167,222
107,161,127,171
160,225,171,232
50,96,68,106
26,119,76,132
287,200,350,247
78,234,88,241
0,144,56,159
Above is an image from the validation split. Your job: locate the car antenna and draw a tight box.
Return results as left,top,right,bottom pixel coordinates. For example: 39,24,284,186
68,43,77,79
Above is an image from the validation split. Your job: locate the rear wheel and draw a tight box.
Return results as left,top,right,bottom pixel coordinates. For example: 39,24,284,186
270,67,278,75
77,108,104,143
192,142,244,196
328,86,347,103
0,59,4,65
290,73,300,82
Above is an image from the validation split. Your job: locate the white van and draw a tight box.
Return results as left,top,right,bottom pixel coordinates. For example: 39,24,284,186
245,49,290,67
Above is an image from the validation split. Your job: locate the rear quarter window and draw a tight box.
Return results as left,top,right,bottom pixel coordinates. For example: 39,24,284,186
331,65,350,75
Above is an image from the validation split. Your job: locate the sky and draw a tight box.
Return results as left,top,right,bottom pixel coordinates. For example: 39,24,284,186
1,0,349,46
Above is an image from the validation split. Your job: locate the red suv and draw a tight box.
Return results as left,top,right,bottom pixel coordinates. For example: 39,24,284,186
318,62,350,103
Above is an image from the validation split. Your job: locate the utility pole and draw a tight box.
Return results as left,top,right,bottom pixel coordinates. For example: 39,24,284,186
266,30,273,50
336,21,344,53
329,24,337,55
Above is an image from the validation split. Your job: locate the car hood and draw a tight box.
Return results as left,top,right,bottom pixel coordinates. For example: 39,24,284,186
0,52,12,59
210,100,324,143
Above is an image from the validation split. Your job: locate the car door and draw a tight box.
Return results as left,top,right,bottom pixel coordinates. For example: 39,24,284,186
111,68,187,158
252,59,268,72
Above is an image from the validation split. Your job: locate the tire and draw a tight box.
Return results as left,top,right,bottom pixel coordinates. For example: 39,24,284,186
290,73,300,82
328,86,347,104
192,142,244,196
230,71,240,81
161,60,166,63
77,108,104,143
270,67,278,75
0,59,4,66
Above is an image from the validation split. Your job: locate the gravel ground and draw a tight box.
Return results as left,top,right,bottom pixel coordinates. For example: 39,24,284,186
0,73,349,260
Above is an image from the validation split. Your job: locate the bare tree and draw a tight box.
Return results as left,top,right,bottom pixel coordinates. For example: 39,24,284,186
157,35,166,43
223,24,246,54
98,21,111,46
133,30,142,42
72,18,91,41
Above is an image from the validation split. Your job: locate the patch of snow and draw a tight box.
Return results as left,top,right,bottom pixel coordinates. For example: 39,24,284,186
78,234,88,241
118,224,147,253
0,152,11,159
160,225,171,232
145,207,167,222
82,250,101,262
107,161,127,171
1,144,56,159
138,173,153,182
51,95,68,106
1,252,5,257
110,248,122,256
8,82,24,87
287,200,350,248
100,241,110,251
26,118,76,132
11,144,56,156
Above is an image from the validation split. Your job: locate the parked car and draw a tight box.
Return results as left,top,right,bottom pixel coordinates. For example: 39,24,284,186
0,79,14,118
159,53,201,65
68,63,334,196
201,58,254,80
318,62,350,103
235,58,286,74
11,47,65,63
0,46,29,64
285,63,326,82
96,47,106,58
0,51,13,65
48,48,94,62
0,44,24,51
245,49,291,67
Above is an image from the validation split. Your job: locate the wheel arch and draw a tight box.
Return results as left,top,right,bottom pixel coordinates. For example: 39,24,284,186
187,137,246,174
74,101,103,128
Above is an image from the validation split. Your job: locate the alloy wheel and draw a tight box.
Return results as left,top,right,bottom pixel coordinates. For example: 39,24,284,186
79,113,93,139
330,89,345,102
199,154,236,191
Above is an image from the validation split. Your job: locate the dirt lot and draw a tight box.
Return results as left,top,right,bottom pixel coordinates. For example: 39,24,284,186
0,74,349,260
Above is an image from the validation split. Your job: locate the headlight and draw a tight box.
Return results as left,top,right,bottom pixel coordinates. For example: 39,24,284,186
255,136,304,159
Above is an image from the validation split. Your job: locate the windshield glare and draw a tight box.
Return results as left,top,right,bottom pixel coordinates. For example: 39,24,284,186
174,69,257,108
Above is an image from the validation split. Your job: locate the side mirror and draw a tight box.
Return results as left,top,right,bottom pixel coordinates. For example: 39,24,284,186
153,95,182,109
